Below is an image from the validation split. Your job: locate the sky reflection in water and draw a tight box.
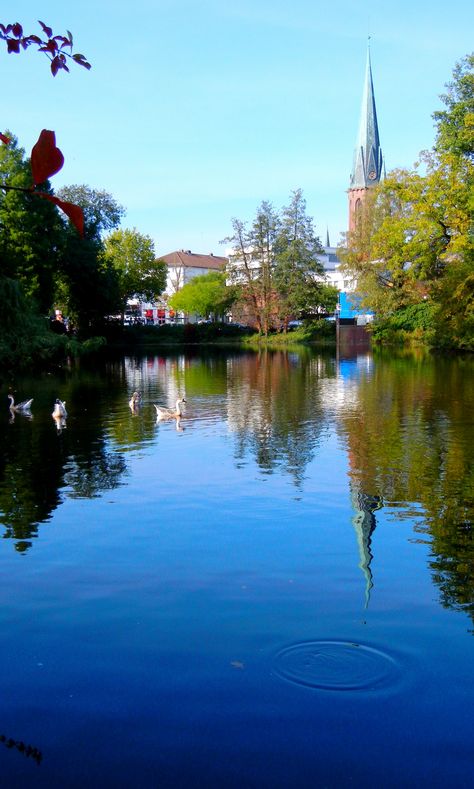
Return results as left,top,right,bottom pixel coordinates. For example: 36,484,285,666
0,349,473,787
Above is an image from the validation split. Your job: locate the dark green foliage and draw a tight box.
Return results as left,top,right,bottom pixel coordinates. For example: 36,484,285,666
0,135,63,312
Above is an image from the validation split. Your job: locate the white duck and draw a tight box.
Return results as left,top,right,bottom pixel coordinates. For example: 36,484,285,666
8,394,33,412
52,399,67,418
129,391,141,410
154,397,186,419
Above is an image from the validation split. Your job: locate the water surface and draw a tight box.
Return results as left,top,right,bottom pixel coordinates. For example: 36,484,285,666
1,348,473,787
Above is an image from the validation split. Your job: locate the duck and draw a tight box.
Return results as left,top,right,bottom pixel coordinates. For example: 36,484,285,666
52,414,67,433
52,399,67,418
129,391,141,410
8,394,33,412
154,397,186,419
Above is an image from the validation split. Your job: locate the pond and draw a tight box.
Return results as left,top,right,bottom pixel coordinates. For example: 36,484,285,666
1,348,473,787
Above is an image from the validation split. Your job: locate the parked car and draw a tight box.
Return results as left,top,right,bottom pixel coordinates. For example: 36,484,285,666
288,320,303,330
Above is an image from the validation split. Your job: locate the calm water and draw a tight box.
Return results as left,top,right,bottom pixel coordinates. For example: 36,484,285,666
0,348,473,788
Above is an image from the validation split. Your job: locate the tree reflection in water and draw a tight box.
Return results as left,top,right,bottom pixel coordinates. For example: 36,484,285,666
0,349,472,630
0,374,128,552
337,351,474,626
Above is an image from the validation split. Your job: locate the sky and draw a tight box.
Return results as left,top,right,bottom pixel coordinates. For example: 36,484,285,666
2,1,473,257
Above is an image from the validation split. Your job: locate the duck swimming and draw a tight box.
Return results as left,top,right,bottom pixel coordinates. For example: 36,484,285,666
8,394,33,412
52,399,67,418
129,391,141,410
154,397,186,419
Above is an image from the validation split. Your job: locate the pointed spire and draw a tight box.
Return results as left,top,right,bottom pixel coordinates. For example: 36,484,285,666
326,227,330,248
350,46,384,189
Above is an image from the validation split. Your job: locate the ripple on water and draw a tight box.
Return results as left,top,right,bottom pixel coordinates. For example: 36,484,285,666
273,640,400,692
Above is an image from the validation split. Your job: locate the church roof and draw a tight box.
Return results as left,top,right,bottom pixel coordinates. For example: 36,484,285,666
350,48,384,190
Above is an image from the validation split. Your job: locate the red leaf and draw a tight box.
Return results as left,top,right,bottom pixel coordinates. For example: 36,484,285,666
7,38,20,53
11,23,23,38
38,21,53,38
72,53,91,70
0,133,11,145
36,193,84,236
30,130,64,185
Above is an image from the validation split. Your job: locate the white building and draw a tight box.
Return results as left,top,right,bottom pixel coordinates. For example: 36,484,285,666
133,249,228,324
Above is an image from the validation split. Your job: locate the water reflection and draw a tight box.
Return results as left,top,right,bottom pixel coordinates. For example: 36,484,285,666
336,351,474,624
1,349,473,629
226,350,334,486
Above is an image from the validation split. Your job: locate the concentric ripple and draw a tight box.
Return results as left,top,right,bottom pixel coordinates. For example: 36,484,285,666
273,640,399,691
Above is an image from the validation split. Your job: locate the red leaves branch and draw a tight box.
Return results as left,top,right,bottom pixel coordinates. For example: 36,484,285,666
1,130,84,235
0,20,91,76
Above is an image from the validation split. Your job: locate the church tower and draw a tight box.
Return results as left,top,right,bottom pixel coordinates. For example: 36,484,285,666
348,47,384,232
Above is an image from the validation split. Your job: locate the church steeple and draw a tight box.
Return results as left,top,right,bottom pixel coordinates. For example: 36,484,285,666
348,45,384,230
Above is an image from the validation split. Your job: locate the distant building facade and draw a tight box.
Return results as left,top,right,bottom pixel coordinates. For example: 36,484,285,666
131,249,228,324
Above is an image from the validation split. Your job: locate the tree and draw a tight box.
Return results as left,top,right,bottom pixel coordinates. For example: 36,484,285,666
433,52,474,161
224,202,281,334
103,229,167,316
57,185,125,241
224,192,332,332
53,187,125,332
273,189,328,325
339,54,474,347
0,134,65,312
168,271,236,320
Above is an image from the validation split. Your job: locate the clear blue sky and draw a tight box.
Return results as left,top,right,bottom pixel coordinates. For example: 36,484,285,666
2,1,473,256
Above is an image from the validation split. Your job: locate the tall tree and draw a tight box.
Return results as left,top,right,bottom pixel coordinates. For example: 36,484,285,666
0,134,63,312
339,53,474,348
274,189,329,325
55,186,125,331
102,229,167,316
57,185,125,241
224,201,281,334
433,52,474,161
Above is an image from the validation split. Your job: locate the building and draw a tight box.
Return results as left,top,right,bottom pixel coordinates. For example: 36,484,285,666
348,46,385,232
321,46,384,323
136,249,228,324
131,50,382,327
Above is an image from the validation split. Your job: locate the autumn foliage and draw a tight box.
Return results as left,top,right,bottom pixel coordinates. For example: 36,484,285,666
0,20,90,76
0,21,90,234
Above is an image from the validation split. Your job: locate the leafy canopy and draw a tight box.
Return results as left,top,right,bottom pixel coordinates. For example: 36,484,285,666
103,228,167,310
169,271,235,319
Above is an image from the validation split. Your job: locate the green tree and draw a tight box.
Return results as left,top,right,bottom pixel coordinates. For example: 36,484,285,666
0,134,64,312
55,186,125,331
103,228,167,316
274,189,329,325
57,184,125,240
224,201,281,334
339,53,474,348
168,271,236,320
433,52,474,160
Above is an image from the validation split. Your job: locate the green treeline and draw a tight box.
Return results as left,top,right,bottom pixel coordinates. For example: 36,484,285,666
0,137,166,370
339,53,474,351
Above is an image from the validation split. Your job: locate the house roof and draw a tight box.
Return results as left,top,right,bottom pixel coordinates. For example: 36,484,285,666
159,250,227,270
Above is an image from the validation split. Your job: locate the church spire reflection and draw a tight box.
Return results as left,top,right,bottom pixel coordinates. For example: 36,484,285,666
350,482,382,607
